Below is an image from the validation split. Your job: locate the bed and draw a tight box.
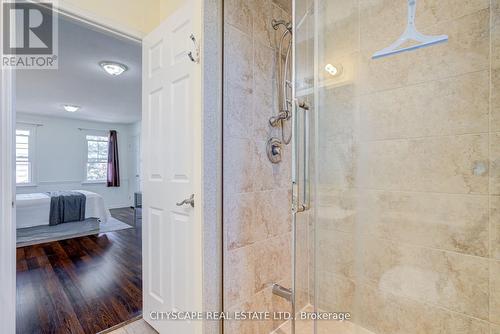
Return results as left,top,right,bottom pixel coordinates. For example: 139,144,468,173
16,190,111,229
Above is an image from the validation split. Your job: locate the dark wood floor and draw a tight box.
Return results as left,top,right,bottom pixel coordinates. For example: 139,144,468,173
16,208,142,334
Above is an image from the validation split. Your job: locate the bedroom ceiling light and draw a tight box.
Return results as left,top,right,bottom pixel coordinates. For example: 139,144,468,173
63,104,80,112
99,61,128,76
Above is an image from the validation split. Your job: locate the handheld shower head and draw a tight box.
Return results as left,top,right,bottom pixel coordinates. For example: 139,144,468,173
272,19,292,33
269,17,293,148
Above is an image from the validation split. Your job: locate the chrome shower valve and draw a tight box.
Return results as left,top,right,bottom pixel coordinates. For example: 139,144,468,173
269,110,291,127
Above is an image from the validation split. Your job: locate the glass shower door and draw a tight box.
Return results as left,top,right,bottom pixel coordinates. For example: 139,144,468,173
292,0,315,333
294,0,496,333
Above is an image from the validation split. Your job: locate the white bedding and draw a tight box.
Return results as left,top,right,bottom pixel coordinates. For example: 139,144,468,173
16,190,111,229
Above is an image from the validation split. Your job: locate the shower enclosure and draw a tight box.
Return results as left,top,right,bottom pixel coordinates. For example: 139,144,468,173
291,0,498,333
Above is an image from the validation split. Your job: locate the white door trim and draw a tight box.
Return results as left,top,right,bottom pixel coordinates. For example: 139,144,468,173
29,0,144,42
0,1,16,331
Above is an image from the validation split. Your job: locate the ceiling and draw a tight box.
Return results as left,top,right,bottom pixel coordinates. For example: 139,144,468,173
16,15,142,124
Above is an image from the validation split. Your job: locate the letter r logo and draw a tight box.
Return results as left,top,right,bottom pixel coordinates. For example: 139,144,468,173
3,2,54,55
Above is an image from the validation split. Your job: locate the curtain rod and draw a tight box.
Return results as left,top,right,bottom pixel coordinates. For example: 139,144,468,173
17,122,43,127
78,127,114,132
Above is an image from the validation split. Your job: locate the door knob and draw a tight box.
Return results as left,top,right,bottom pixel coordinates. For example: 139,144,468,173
176,194,194,208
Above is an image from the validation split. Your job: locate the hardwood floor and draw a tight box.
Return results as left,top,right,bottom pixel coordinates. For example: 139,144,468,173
16,208,143,334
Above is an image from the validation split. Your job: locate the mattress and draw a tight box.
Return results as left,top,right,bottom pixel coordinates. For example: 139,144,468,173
16,190,111,229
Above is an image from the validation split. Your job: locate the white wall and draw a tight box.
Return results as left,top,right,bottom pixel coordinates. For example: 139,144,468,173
16,113,141,209
128,120,142,204
58,0,185,36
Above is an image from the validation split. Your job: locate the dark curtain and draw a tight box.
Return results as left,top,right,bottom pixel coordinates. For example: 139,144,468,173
107,130,120,187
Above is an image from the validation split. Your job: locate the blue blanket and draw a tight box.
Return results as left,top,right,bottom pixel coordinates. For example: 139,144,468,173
46,191,86,226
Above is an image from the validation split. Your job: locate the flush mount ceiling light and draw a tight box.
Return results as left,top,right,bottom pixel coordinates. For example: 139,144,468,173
99,61,128,76
325,63,342,77
63,104,80,112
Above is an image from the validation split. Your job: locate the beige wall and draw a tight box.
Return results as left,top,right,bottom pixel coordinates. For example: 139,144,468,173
60,0,186,35
222,0,293,333
314,0,500,333
160,0,184,22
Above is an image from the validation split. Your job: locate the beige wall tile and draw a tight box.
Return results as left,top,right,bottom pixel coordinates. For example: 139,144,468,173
359,10,490,94
225,192,260,250
491,71,500,131
357,283,490,334
226,286,293,334
491,260,500,325
252,0,275,48
360,71,489,140
490,197,500,260
317,271,356,314
254,233,292,293
317,231,355,279
224,24,253,89
358,134,489,194
272,0,291,12
223,138,255,195
224,246,256,309
358,190,489,256
318,84,357,145
224,0,253,34
493,0,500,69
223,23,254,141
319,141,356,189
224,81,254,140
490,133,500,195
319,0,360,60
253,139,291,191
361,238,489,319
317,187,357,234
252,43,278,139
254,189,292,239
224,299,256,334
223,1,293,332
493,29,500,71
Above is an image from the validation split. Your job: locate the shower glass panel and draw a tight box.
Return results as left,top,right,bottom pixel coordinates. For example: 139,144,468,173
292,0,315,333
293,0,496,333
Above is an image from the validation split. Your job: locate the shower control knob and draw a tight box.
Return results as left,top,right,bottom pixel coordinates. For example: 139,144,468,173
267,137,283,164
272,145,281,156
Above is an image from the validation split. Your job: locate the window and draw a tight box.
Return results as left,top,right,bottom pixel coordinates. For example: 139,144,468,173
85,134,109,182
16,128,34,185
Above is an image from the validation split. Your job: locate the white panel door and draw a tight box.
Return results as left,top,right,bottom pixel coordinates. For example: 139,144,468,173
142,1,202,333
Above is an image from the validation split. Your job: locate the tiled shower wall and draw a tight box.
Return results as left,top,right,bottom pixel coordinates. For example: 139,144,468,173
222,0,294,333
315,0,500,333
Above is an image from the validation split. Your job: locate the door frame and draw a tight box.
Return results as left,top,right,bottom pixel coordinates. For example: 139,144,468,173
0,1,16,331
0,1,222,333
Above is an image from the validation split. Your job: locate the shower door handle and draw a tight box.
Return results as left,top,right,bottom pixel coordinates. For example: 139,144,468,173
295,99,310,213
